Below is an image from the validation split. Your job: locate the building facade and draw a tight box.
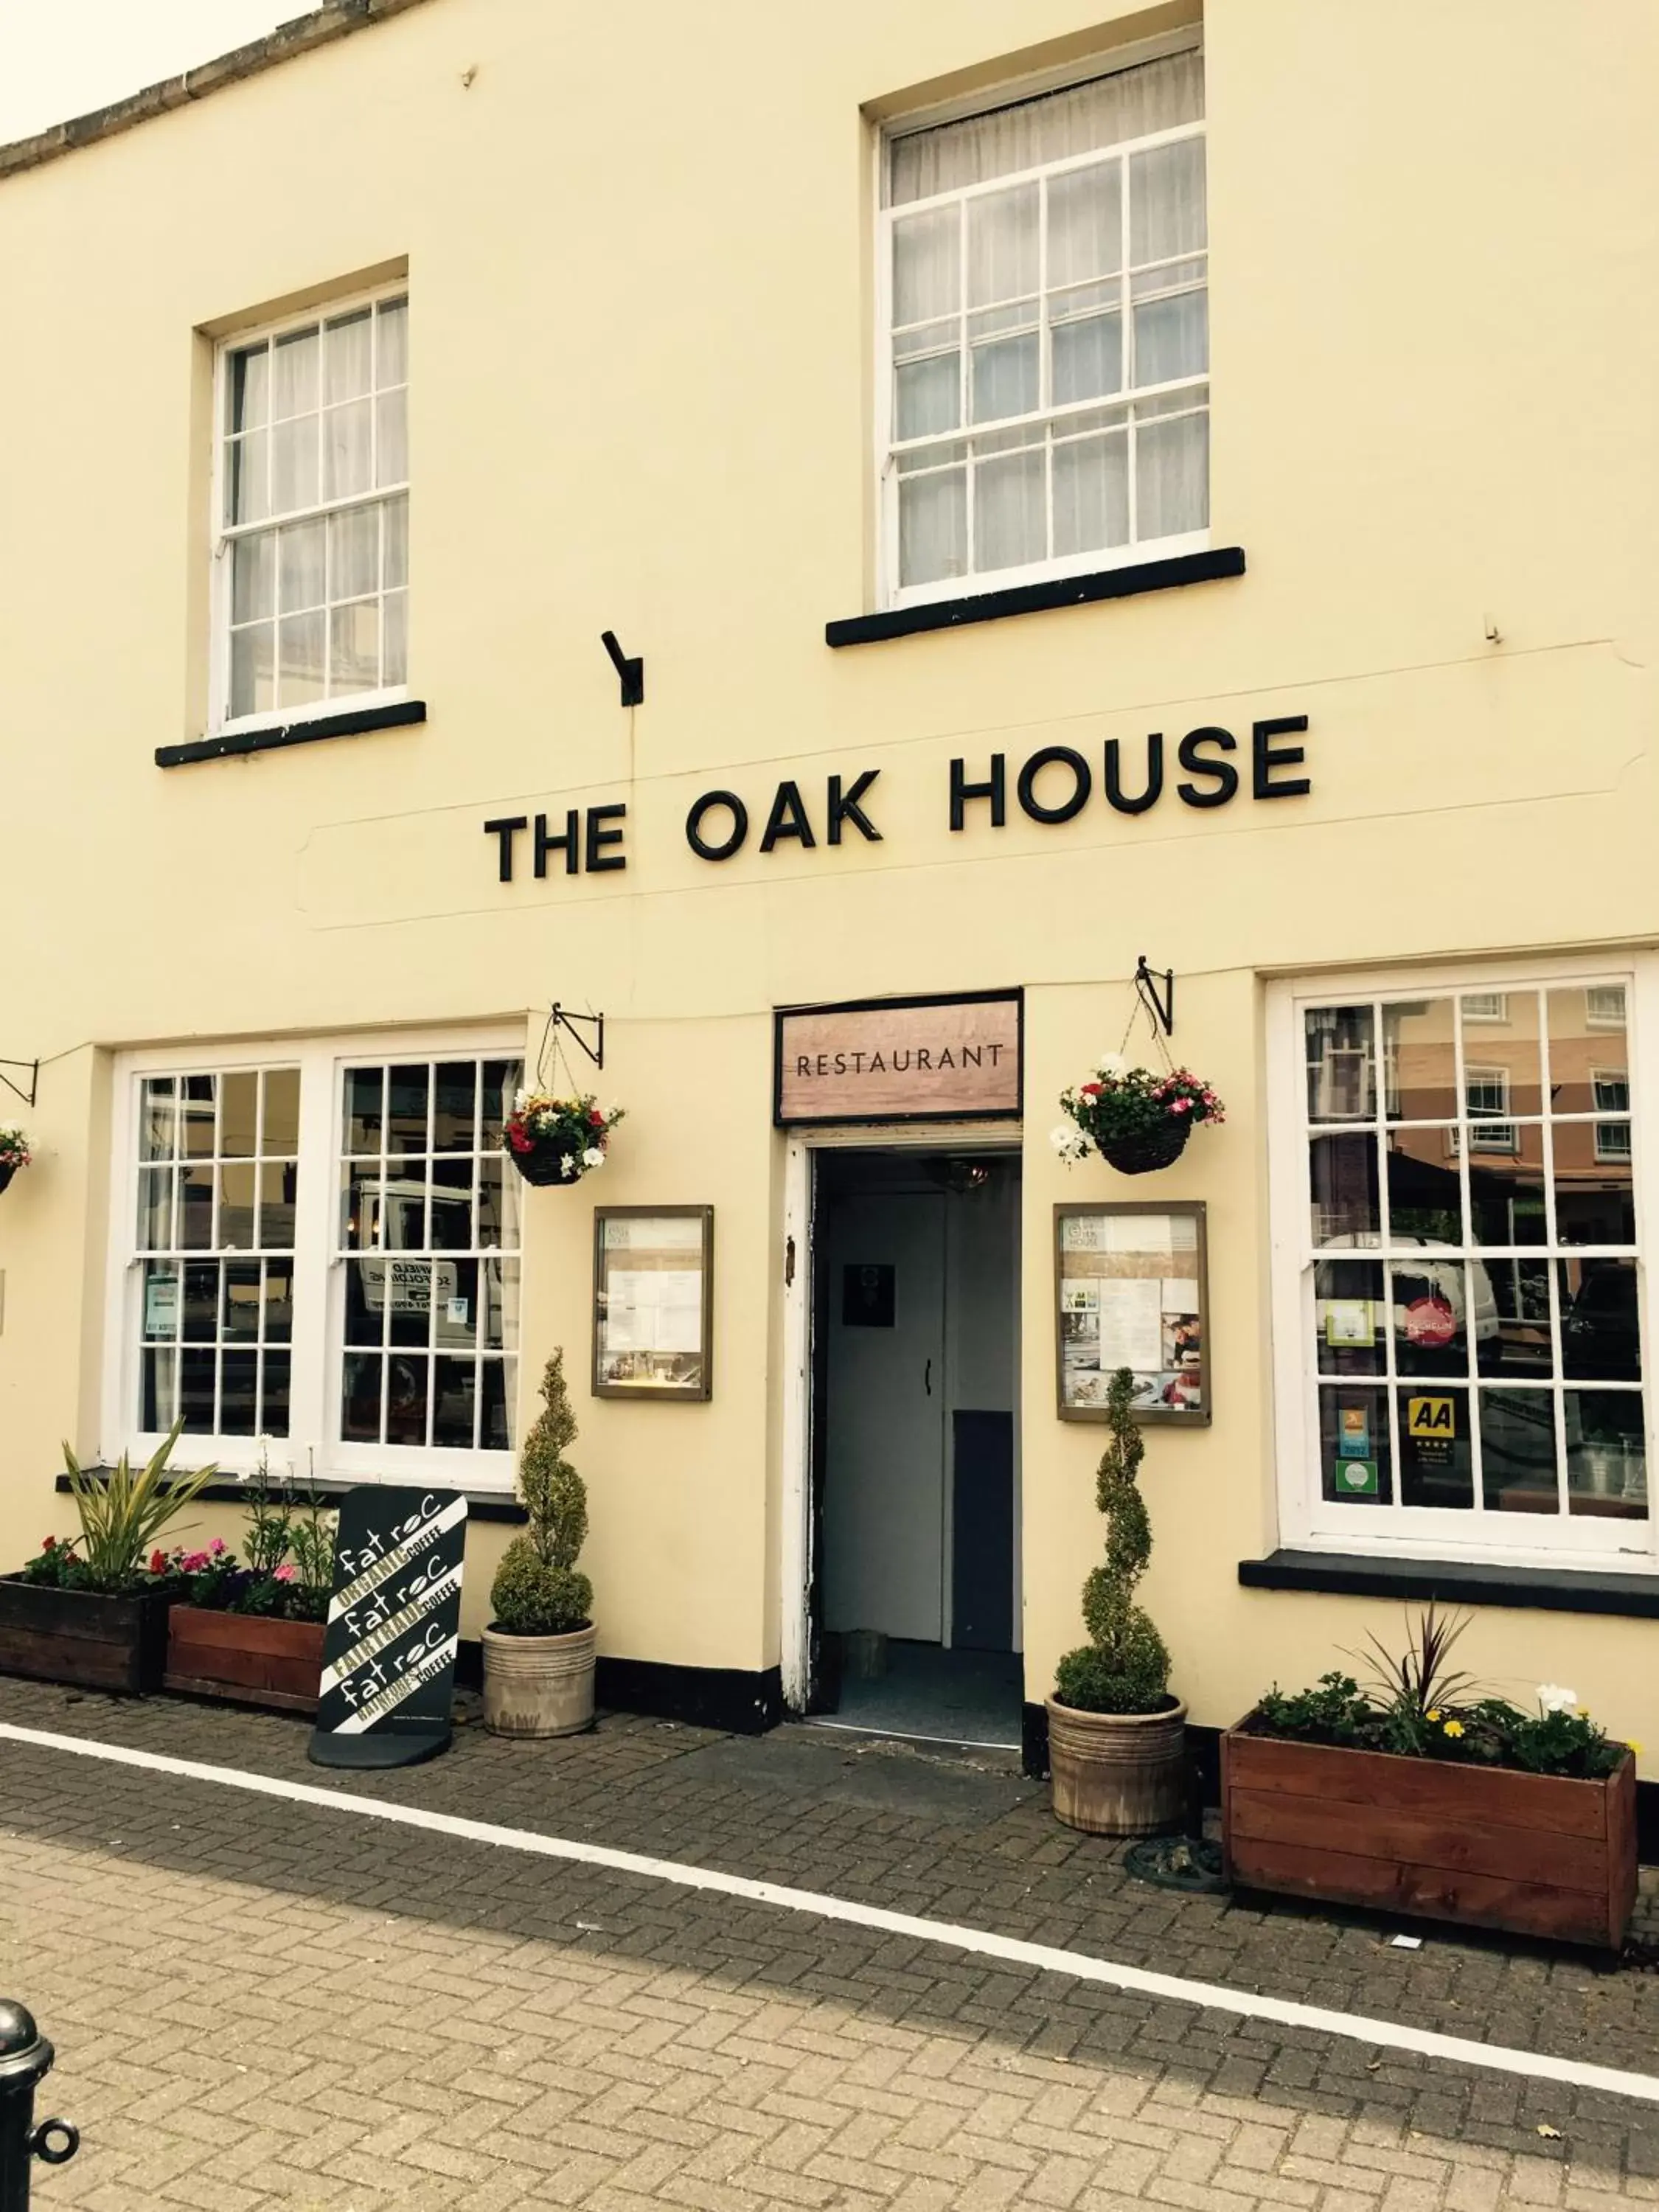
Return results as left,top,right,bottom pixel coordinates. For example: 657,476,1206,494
2,0,1656,1790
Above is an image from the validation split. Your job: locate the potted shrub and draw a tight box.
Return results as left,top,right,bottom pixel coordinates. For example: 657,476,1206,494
502,1091,625,1187
1046,1366,1186,1834
0,1420,215,1694
482,1350,596,1736
162,1452,335,1712
1224,1607,1640,1950
1051,1054,1223,1175
0,1128,30,1195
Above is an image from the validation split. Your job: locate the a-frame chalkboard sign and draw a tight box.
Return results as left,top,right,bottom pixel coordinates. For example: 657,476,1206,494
307,1486,467,1770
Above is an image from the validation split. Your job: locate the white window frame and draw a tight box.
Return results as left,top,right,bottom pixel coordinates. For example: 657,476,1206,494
102,1027,524,1490
1267,955,1658,1573
1593,1068,1632,1163
1460,1065,1518,1155
875,35,1208,612
209,282,410,739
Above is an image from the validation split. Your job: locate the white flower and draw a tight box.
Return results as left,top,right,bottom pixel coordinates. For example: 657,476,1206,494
582,1147,606,1169
1537,1683,1579,1715
513,1088,531,1113
559,1155,576,1179
1048,1124,1088,1163
1097,1052,1128,1078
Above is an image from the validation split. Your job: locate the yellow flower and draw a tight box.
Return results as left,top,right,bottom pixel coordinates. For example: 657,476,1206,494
1442,1719,1465,1739
1426,1709,1441,1723
1630,1741,1644,1755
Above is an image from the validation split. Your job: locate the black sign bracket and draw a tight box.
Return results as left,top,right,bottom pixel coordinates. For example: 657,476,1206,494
0,1058,38,1110
1134,955,1175,1038
599,629,644,708
550,1004,605,1072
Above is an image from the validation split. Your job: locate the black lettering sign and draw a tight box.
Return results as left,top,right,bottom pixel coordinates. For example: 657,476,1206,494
686,789,748,861
1175,727,1241,809
308,1486,467,1770
827,770,882,844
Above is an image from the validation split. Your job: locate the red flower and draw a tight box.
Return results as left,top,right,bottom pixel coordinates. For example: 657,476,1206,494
588,1108,605,1127
148,1549,166,1575
509,1125,533,1152
1079,1082,1102,1098
41,1534,55,1551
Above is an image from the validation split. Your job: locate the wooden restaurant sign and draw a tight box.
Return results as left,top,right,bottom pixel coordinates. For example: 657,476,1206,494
774,990,1022,1126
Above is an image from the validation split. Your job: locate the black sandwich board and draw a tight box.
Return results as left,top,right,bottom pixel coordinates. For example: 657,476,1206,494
307,1486,467,1770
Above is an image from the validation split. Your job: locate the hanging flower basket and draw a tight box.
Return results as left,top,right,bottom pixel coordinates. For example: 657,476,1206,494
503,1092,625,1186
1052,1057,1223,1178
0,1130,31,1195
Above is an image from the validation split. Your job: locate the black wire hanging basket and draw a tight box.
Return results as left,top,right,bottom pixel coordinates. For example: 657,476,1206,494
1096,1119,1193,1175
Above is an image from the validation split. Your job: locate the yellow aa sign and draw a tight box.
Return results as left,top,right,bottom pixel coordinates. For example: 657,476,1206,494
1408,1396,1455,1439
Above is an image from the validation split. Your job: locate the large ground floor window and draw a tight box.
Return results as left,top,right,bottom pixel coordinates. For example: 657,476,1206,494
1269,964,1653,1568
105,1031,524,1486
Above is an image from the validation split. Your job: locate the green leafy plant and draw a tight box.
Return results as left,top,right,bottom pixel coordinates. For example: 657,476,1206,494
1246,1621,1632,1780
490,1350,593,1635
1053,1366,1171,1714
57,1419,217,1592
0,1127,31,1170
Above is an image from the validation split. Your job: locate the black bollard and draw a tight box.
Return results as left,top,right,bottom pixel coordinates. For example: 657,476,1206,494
0,2003,77,2210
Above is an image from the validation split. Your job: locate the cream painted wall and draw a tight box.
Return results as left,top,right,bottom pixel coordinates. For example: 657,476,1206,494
1,0,1658,1759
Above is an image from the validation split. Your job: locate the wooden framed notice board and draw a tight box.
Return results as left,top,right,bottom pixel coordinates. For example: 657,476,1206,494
1054,1200,1208,1425
593,1206,713,1399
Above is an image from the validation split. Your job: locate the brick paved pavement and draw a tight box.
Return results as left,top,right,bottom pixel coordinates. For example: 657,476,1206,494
0,1679,1655,2207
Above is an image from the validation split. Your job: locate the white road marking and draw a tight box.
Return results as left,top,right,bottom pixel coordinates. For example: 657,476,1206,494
1,1718,1653,2107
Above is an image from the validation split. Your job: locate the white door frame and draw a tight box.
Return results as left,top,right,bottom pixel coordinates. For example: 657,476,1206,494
779,1120,1020,1714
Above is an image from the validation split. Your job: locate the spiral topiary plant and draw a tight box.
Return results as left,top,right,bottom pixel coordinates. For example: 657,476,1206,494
490,1349,594,1636
1053,1366,1171,1714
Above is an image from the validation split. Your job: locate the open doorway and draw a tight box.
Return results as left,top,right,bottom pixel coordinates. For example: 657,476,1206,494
807,1147,1021,1750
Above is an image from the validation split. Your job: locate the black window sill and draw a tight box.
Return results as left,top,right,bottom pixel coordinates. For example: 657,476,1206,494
1239,1548,1659,1620
156,698,426,768
825,546,1245,648
54,1469,524,1525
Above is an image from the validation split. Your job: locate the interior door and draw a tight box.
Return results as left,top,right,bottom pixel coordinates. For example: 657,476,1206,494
822,1190,946,1643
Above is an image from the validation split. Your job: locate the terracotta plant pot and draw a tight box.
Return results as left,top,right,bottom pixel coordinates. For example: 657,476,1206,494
1046,1694,1189,1835
0,1576,174,1694
481,1620,597,1737
1096,1121,1191,1175
1222,1725,1638,1950
164,1605,326,1714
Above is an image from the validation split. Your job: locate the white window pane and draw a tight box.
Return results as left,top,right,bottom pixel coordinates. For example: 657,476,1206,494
383,495,408,590
141,1078,178,1164
376,298,408,389
888,49,1203,204
1052,312,1123,404
1053,431,1128,555
227,344,269,434
899,467,966,588
895,353,960,440
1130,139,1207,265
278,609,325,706
377,389,408,487
893,206,960,326
231,532,274,624
323,398,374,502
1135,408,1208,540
271,325,319,417
967,182,1037,307
1133,288,1208,385
330,599,380,694
974,446,1046,573
1047,162,1123,288
970,332,1037,424
324,310,372,403
271,415,319,513
383,590,408,686
230,623,274,719
278,520,324,613
330,504,378,602
226,432,268,526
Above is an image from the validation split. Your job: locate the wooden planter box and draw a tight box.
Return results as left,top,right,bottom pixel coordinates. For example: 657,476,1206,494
0,1576,174,1694
1222,1725,1638,1950
164,1607,325,1714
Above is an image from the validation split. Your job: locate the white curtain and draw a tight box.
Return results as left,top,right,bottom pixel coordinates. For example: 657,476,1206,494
889,49,1203,206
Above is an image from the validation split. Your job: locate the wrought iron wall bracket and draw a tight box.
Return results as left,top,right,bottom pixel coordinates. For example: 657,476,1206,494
1134,956,1175,1037
599,630,644,708
551,1004,605,1071
0,1061,37,1111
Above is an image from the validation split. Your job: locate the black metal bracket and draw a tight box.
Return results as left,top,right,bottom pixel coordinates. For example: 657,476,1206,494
0,1059,38,1110
551,1004,605,1071
1135,956,1175,1037
599,630,644,708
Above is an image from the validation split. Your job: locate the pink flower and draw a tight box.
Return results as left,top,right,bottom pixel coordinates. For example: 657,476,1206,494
210,1537,226,1557
1172,1098,1192,1114
274,1562,296,1582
